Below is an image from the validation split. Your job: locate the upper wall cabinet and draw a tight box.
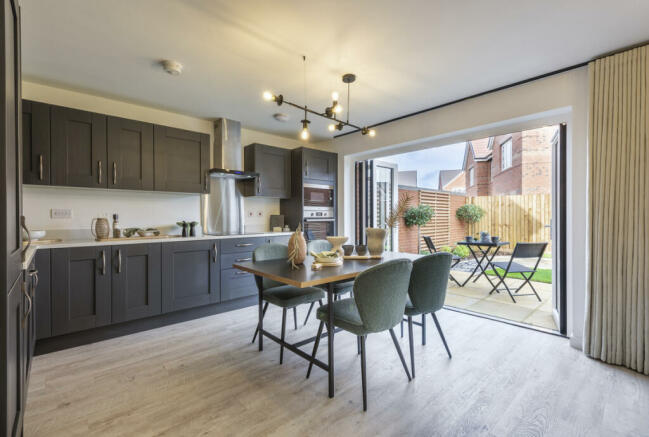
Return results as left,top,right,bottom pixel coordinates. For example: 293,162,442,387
51,106,107,188
154,125,209,194
107,117,154,190
22,100,51,185
243,143,291,198
302,148,336,183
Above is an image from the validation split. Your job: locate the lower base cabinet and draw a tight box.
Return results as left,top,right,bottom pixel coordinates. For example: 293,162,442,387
4,277,25,437
112,244,162,323
51,246,111,336
162,240,220,313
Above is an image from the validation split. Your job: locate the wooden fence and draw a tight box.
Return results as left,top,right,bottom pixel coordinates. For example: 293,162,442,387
467,194,552,252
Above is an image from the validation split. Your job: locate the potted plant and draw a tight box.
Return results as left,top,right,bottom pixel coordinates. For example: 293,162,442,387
455,204,485,238
367,192,412,256
403,204,435,251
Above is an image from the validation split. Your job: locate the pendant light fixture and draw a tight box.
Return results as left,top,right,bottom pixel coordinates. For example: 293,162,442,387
262,58,376,138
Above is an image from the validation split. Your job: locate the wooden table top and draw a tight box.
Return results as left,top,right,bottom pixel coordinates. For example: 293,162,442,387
233,251,422,288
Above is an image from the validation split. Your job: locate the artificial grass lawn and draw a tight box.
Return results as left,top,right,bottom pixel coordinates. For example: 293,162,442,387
484,267,552,284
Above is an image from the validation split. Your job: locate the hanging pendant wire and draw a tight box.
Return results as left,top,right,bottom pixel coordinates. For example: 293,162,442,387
346,81,350,124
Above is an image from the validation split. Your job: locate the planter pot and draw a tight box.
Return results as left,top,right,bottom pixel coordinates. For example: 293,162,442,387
288,229,307,268
366,227,387,256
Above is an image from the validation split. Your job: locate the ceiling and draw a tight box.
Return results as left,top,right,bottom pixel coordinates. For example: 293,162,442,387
20,0,649,140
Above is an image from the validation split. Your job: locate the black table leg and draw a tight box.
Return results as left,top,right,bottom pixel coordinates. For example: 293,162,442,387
327,282,335,398
255,275,264,352
459,245,485,286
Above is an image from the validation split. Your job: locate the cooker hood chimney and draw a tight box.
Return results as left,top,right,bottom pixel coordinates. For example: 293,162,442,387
209,118,258,179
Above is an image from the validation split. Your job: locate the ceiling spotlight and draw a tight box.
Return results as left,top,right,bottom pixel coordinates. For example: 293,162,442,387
362,127,376,137
161,59,183,76
333,103,343,114
263,91,274,101
368,129,376,137
328,124,336,132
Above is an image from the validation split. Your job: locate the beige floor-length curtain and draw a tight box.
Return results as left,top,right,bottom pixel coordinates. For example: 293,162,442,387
584,45,648,375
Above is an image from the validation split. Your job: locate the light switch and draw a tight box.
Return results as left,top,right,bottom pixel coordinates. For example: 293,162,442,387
51,208,72,219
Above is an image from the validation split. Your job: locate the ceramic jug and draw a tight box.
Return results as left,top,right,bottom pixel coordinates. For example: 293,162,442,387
91,217,110,240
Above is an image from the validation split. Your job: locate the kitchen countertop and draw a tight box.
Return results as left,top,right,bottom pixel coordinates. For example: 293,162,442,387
21,232,293,270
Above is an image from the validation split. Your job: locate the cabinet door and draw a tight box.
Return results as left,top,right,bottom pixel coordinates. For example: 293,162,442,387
303,149,336,182
51,247,111,335
107,116,154,190
22,100,50,185
161,240,219,313
34,249,51,339
51,106,107,188
153,125,209,193
244,143,291,198
4,278,25,437
111,244,161,323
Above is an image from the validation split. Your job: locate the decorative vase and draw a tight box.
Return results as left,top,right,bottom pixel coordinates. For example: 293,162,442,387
91,217,110,240
288,226,307,269
326,236,348,257
366,227,386,256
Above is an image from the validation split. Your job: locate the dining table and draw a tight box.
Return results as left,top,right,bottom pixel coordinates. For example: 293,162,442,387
233,251,421,398
456,240,509,288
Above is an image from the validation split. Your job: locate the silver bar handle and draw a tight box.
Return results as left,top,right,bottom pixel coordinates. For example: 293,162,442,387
235,257,252,262
212,243,217,263
235,243,253,247
305,161,308,176
39,154,44,180
113,162,117,185
98,160,103,184
22,281,32,328
21,216,31,263
117,249,122,273
100,250,106,275
257,175,261,193
28,269,39,293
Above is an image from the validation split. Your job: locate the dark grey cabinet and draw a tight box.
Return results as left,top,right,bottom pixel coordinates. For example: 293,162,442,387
243,143,291,198
34,249,51,340
51,246,111,335
4,278,25,437
107,117,154,191
303,148,336,183
161,240,219,312
22,100,51,185
51,106,107,188
154,125,209,194
111,244,161,323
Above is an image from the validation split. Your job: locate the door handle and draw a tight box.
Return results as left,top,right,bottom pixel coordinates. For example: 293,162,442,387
113,162,117,185
235,257,252,262
117,249,122,273
20,216,31,263
100,250,106,275
212,243,217,263
39,154,44,180
98,160,103,184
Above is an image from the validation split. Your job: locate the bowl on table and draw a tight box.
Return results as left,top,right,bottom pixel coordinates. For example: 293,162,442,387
491,236,500,243
342,245,355,256
465,236,474,243
355,245,367,256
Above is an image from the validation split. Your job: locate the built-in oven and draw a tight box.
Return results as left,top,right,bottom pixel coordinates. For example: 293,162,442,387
303,183,334,208
303,206,335,240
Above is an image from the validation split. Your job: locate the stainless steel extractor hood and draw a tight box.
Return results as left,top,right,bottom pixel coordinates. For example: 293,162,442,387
201,119,258,235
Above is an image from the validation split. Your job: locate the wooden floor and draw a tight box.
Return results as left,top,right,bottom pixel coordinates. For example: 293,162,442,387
25,305,649,436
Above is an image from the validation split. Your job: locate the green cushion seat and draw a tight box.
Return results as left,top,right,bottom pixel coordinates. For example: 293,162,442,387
316,298,366,336
263,285,324,308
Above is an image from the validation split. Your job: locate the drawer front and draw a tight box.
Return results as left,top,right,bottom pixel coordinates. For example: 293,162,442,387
267,235,290,245
220,237,265,254
221,268,257,301
221,251,253,270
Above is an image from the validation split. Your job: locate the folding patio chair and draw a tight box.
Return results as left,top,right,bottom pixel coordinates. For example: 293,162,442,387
423,236,461,287
489,242,548,303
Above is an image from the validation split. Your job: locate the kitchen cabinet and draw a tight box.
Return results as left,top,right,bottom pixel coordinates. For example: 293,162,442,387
154,125,209,194
302,148,337,183
107,116,154,191
22,100,51,185
51,106,107,188
111,244,161,323
4,278,25,437
34,249,51,340
161,240,219,312
243,143,291,198
51,246,111,335
220,236,265,254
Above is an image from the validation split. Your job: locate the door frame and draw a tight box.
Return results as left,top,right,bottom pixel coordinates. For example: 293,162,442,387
551,123,568,335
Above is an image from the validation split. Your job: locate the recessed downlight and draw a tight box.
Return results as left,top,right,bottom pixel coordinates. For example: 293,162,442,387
273,113,290,122
161,59,183,76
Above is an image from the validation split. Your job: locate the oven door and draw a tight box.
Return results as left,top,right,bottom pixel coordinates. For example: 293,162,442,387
303,184,334,208
303,218,335,241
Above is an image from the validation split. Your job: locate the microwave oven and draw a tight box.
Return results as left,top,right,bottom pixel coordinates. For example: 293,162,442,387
303,183,334,208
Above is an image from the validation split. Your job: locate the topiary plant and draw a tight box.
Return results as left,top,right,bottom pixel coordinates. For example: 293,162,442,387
403,205,435,227
455,204,485,224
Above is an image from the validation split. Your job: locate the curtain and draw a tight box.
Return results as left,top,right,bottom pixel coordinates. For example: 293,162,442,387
584,45,649,374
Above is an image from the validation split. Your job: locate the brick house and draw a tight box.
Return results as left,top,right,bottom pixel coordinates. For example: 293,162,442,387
461,126,556,196
438,169,465,193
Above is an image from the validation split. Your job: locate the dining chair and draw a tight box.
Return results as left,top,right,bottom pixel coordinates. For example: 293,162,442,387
403,253,453,378
423,236,461,286
306,259,413,411
304,239,354,325
489,242,548,303
250,243,325,364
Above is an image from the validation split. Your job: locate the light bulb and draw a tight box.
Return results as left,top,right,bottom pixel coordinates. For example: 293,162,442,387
328,124,336,132
333,104,343,114
331,91,339,101
262,91,274,101
369,129,376,137
300,127,310,140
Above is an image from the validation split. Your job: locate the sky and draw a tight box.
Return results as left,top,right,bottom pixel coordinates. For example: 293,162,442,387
382,142,466,189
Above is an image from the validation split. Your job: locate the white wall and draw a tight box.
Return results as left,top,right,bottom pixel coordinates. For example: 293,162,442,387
325,67,589,350
22,81,309,234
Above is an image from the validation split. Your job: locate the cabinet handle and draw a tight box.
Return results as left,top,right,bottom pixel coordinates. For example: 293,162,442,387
98,160,103,184
100,250,106,275
20,216,31,263
235,243,253,247
235,257,252,262
28,269,39,294
257,175,261,193
204,173,208,192
39,154,44,180
234,271,248,276
117,249,122,273
212,243,217,263
305,161,308,176
113,162,117,185
22,281,32,328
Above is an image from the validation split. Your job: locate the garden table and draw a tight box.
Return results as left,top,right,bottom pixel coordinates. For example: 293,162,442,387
456,241,509,288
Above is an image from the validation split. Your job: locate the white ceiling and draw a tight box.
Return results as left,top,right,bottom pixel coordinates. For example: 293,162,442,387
20,0,649,140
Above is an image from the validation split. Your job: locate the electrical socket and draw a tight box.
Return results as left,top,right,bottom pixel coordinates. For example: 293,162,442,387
257,211,263,217
51,208,72,219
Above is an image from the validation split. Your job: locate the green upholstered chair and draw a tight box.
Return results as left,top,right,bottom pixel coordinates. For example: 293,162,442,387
303,239,354,324
306,259,413,411
250,244,325,364
403,253,452,378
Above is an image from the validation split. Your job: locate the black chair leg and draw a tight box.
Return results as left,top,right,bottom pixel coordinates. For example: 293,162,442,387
407,316,415,378
431,312,452,359
400,319,404,338
293,307,298,330
306,321,324,379
360,335,367,411
280,308,287,364
421,314,426,345
303,302,315,326
251,302,269,343
388,328,412,381
357,336,361,355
